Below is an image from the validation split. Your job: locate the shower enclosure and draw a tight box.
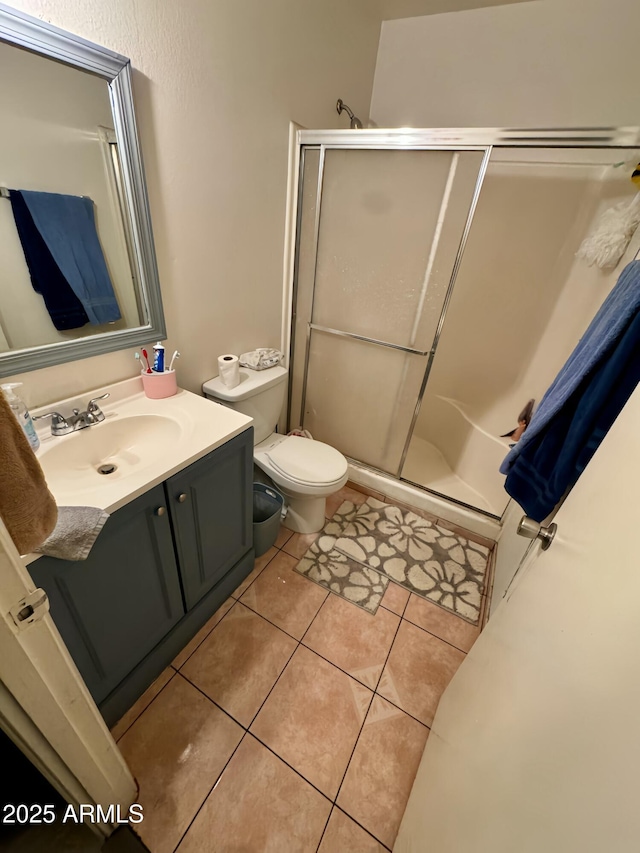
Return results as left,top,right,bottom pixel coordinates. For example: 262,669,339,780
288,128,640,518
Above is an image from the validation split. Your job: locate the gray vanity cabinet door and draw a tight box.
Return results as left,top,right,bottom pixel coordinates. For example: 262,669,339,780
29,484,184,704
167,428,253,610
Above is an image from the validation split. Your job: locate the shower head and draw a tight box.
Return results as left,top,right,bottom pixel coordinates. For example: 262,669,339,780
336,98,363,130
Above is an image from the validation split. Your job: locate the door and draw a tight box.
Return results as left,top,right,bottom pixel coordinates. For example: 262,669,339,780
394,384,640,852
167,430,253,610
289,145,489,476
0,519,136,837
29,484,184,704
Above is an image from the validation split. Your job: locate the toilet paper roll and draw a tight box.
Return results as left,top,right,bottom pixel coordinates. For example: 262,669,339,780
218,354,240,389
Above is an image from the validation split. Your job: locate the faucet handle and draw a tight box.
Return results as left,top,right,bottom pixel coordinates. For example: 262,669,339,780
33,411,72,436
87,392,109,422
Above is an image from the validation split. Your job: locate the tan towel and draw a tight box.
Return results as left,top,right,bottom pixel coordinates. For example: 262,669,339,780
0,392,57,555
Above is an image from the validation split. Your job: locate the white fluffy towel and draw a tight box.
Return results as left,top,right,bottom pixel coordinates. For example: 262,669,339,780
576,193,640,270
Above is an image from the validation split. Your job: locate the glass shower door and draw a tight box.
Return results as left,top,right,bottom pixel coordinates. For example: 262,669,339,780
290,146,489,476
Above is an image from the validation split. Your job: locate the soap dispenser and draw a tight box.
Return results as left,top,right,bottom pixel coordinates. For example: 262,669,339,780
1,383,40,451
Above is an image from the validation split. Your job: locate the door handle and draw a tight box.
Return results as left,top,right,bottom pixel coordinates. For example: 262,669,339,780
177,493,187,503
9,589,49,630
517,516,557,550
155,506,166,516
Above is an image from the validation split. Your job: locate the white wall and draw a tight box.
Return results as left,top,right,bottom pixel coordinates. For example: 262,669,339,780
0,42,137,351
371,0,640,128
4,0,382,407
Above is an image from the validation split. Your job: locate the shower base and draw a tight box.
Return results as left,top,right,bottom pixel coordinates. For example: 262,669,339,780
346,460,501,541
402,437,494,514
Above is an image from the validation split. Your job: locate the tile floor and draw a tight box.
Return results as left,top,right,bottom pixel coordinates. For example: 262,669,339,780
114,484,494,853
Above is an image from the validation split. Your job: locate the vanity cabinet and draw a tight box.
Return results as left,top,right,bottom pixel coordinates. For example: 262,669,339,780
30,484,184,705
167,431,253,609
29,427,254,725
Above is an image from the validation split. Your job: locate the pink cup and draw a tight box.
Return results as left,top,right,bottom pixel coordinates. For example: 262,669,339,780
141,370,178,399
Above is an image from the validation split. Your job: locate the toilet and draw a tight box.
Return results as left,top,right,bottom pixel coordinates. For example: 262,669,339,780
202,365,348,533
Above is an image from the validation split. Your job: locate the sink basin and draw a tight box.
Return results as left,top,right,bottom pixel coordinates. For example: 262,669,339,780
39,414,183,496
24,377,253,529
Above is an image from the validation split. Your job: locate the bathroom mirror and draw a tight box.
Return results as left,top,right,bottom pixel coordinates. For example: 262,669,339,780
0,3,165,377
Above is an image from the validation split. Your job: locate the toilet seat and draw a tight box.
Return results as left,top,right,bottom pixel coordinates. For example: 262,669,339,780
263,435,348,487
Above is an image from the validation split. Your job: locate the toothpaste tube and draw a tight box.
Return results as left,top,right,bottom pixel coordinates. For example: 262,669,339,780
153,342,165,372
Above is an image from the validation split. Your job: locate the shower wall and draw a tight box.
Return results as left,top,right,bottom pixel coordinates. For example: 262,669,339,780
518,168,640,396
404,150,640,515
420,160,598,429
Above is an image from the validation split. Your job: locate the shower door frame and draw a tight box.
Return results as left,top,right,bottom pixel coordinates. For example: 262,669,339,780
286,126,640,519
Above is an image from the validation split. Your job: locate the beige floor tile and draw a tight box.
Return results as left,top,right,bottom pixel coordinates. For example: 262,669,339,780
251,646,372,798
176,734,331,853
337,696,429,849
281,529,322,560
303,595,399,689
275,524,294,548
325,485,368,520
319,807,388,852
118,675,243,853
111,667,175,742
377,620,465,726
181,603,297,726
404,594,481,653
231,546,278,599
240,551,327,639
381,583,410,616
172,599,235,670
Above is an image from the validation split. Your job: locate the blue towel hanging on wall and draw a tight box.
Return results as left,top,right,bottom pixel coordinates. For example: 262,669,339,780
500,260,640,521
19,190,121,325
9,191,90,330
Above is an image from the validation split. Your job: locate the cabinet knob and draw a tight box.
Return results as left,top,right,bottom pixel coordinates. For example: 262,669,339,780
155,506,166,516
177,493,187,503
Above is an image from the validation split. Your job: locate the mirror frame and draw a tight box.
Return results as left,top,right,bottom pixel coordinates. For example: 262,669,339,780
0,2,166,377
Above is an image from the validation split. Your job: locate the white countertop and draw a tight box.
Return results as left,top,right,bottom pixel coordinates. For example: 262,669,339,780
24,376,253,565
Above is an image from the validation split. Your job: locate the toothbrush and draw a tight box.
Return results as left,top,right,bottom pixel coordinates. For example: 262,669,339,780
141,348,153,374
168,350,180,371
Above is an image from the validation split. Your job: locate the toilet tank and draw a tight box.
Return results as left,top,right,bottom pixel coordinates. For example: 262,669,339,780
202,365,288,444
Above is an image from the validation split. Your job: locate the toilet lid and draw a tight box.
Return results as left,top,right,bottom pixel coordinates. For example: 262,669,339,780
266,436,347,486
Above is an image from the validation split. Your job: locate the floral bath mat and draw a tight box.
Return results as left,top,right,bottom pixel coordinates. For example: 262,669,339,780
294,501,390,614
294,497,490,623
333,498,489,625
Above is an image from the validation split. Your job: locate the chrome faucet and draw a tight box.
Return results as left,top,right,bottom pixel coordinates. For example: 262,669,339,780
34,393,110,437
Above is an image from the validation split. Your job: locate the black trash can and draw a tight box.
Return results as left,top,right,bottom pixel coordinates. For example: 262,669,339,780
253,483,284,557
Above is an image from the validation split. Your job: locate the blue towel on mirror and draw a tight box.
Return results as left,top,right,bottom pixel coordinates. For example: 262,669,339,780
20,190,121,325
501,259,640,521
9,191,90,330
